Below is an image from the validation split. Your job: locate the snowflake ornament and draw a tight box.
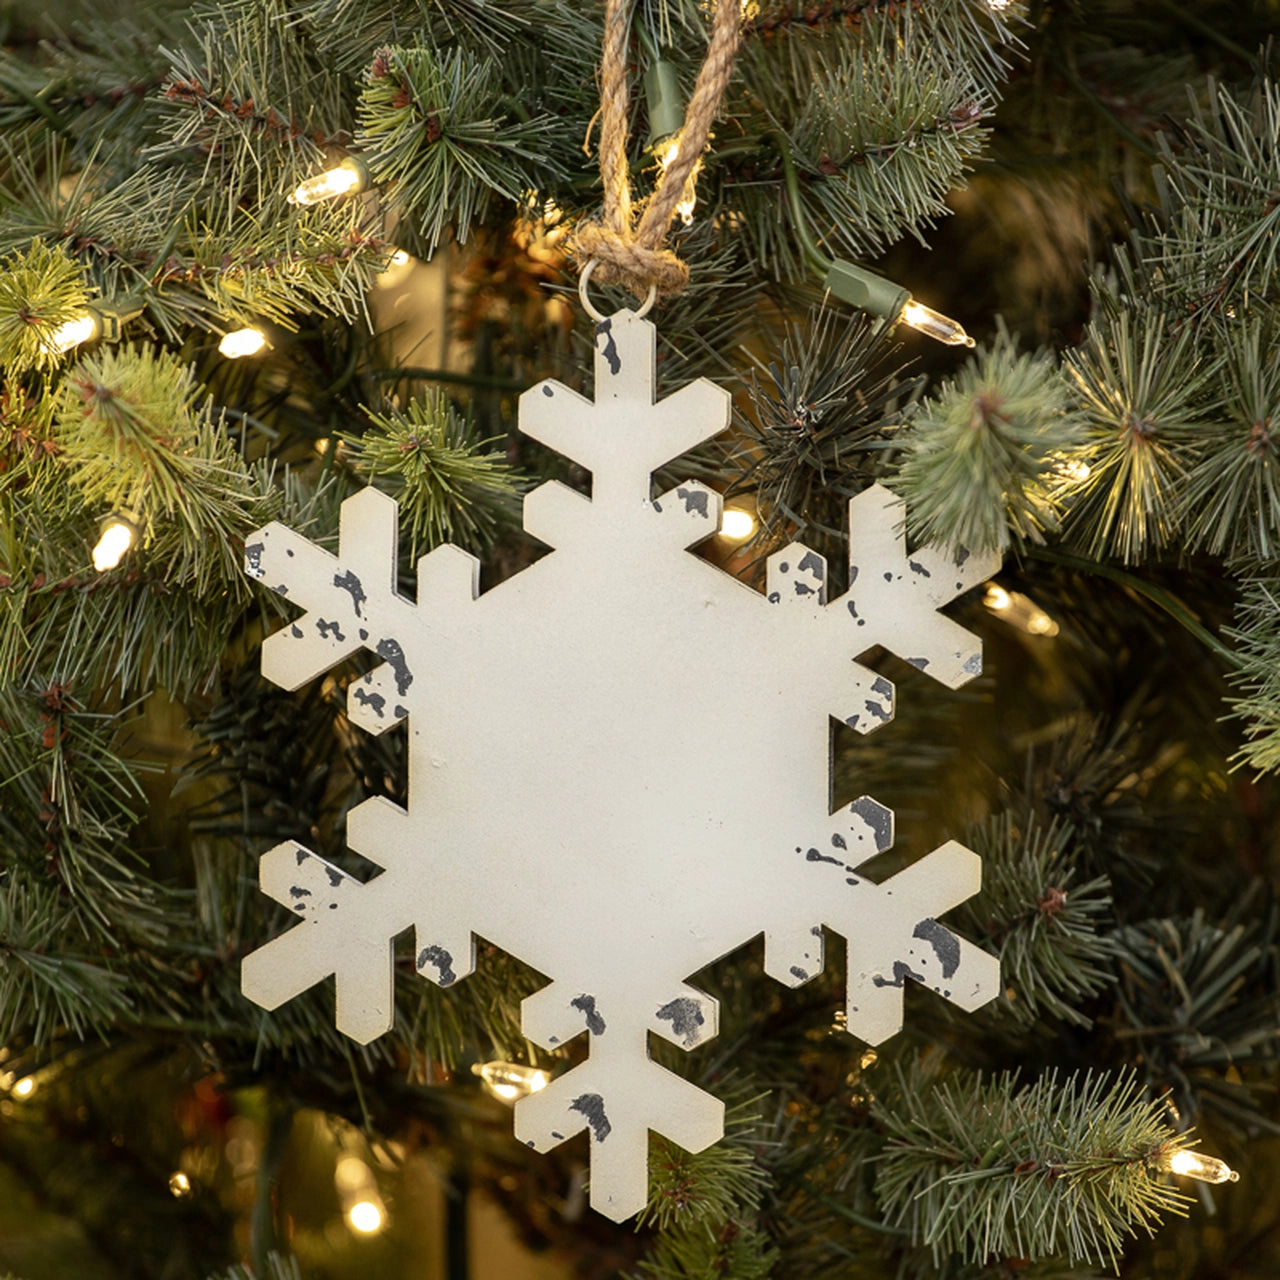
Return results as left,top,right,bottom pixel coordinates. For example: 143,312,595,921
241,310,1002,1220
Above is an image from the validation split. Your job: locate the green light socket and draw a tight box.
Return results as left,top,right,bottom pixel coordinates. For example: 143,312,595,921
644,58,685,146
824,260,910,321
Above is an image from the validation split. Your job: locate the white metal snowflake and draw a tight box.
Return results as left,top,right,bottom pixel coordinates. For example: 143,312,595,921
241,310,1002,1219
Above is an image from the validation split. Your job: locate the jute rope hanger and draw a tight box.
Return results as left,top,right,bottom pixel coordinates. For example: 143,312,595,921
570,0,742,303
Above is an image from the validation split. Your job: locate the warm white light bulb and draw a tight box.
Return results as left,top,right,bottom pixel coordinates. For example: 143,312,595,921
719,509,755,540
347,1199,385,1234
93,519,135,572
11,1076,35,1099
48,312,100,354
168,1171,193,1198
290,158,366,206
899,300,976,348
472,1060,551,1104
656,137,701,226
218,327,267,358
984,584,1011,611
1167,1148,1239,1184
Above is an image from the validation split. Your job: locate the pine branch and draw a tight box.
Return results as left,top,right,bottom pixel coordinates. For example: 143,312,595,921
874,1067,1192,1269
894,322,1085,554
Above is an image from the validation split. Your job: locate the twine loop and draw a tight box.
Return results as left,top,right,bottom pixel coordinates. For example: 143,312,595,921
570,0,741,303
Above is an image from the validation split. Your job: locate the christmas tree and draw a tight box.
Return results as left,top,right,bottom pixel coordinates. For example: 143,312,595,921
2,1,1279,1277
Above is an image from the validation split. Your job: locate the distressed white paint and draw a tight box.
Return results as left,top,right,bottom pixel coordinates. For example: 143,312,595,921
241,310,1002,1220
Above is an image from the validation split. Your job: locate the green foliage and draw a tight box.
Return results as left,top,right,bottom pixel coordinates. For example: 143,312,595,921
1226,574,1280,773
1109,908,1280,1139
204,1256,301,1280
355,44,557,251
630,1219,778,1280
895,323,1085,554
53,344,271,585
342,389,523,555
0,238,91,373
874,1068,1191,1269
639,1097,772,1232
953,811,1114,1028
727,308,920,558
1061,307,1213,563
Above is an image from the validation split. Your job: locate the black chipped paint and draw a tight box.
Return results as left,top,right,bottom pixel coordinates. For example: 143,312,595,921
395,704,408,718
851,797,892,849
289,885,311,898
908,559,931,577
846,876,860,885
806,848,842,866
846,600,859,619
863,698,891,722
570,994,606,1035
907,657,929,670
845,713,860,729
375,637,413,694
316,618,346,642
595,319,621,375
656,997,705,1047
676,486,709,517
295,849,308,865
325,868,343,887
542,385,554,397
417,945,457,986
798,551,824,579
286,548,294,557
872,960,924,989
790,966,809,982
811,926,822,936
831,832,847,850
768,591,781,604
352,686,386,718
359,629,369,641
570,1092,611,1142
883,571,893,582
794,581,813,596
871,676,892,698
652,499,663,512
273,584,289,595
913,919,961,978
290,624,303,638
955,546,970,566
333,569,367,618
551,1131,563,1140
245,542,265,575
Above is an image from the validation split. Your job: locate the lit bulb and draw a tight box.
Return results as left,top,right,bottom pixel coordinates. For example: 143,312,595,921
719,509,755,540
656,137,701,226
93,518,136,572
472,1060,551,1104
1166,1148,1239,1184
289,157,367,206
899,300,975,347
347,1199,385,1234
984,584,1011,611
47,311,100,354
218,327,267,358
168,1171,193,1198
11,1076,35,1098
984,583,1059,637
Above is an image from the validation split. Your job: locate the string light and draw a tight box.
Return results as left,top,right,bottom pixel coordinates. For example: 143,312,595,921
218,327,268,359
347,1200,385,1233
472,1060,551,1103
11,1076,35,1099
168,1171,194,1198
899,300,976,348
1165,1147,1239,1184
47,311,100,355
289,157,368,207
983,583,1059,637
655,137,702,226
93,514,138,572
719,508,755,540
824,261,975,349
